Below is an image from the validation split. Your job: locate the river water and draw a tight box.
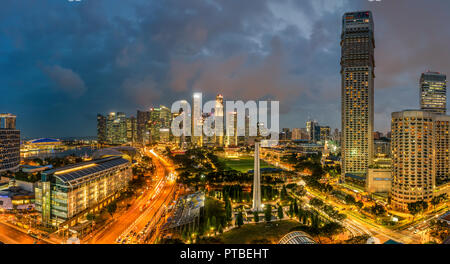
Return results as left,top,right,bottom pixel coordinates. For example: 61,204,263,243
21,146,98,160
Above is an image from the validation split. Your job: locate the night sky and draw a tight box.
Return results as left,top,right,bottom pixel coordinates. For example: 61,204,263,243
1,0,449,138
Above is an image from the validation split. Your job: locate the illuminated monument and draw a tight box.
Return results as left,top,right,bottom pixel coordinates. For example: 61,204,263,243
252,123,262,212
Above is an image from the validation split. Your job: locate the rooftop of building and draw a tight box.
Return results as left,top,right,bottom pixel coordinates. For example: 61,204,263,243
27,138,61,144
278,231,316,244
92,146,137,160
421,71,446,77
0,113,16,118
21,164,53,173
0,186,34,198
43,156,129,185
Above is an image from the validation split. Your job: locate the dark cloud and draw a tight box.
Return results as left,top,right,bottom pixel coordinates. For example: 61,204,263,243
1,0,449,137
121,75,162,108
42,65,87,98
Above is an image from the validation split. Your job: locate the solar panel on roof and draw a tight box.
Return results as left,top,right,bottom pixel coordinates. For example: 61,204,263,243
53,157,129,185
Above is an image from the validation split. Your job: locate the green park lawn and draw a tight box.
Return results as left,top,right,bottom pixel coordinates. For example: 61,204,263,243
219,156,276,172
217,220,300,244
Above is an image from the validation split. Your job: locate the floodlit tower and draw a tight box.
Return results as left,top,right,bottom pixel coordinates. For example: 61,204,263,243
252,123,263,212
191,92,203,147
214,94,224,146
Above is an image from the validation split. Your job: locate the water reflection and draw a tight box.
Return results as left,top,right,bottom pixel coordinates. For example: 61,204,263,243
21,146,98,159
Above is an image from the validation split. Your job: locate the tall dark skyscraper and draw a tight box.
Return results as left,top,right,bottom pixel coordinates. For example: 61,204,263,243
420,71,447,114
97,114,107,145
341,11,375,183
126,116,137,143
137,110,151,145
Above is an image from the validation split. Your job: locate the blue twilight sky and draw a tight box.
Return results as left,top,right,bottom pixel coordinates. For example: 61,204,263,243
1,0,450,138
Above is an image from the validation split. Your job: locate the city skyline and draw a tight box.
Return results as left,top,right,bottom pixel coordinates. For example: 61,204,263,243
3,1,450,138
1,1,449,247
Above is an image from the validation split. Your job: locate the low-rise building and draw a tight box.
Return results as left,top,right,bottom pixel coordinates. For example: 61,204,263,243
35,156,132,227
367,158,392,194
0,179,34,211
22,138,63,151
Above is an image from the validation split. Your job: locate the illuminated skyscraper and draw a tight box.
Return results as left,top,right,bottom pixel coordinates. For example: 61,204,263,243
214,94,224,147
159,105,172,129
149,107,161,143
137,110,151,145
191,93,203,146
319,126,331,141
225,111,237,147
341,11,375,183
391,110,434,211
420,71,447,114
0,113,20,173
434,115,450,183
306,120,319,142
106,112,127,145
178,100,190,147
126,116,137,143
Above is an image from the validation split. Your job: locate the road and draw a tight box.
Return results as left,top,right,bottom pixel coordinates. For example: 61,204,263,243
119,149,177,244
86,148,176,244
0,222,46,244
305,186,422,243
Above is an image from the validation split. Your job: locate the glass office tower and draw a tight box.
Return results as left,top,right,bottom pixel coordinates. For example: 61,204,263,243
420,71,447,114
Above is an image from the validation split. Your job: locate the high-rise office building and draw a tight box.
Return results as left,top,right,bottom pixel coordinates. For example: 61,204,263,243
97,114,107,145
420,71,447,114
174,100,190,147
159,128,170,143
341,11,375,183
148,107,161,143
319,126,331,141
280,128,292,141
332,128,341,143
191,93,203,146
306,120,320,142
292,128,301,140
159,105,172,129
106,112,127,145
0,113,20,173
292,128,309,140
214,94,224,147
225,111,238,147
126,116,137,144
137,110,151,145
391,110,434,211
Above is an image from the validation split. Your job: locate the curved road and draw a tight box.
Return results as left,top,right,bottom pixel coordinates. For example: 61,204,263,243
86,148,176,244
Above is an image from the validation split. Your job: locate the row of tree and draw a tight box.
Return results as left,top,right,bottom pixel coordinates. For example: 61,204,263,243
309,197,347,221
407,194,448,220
